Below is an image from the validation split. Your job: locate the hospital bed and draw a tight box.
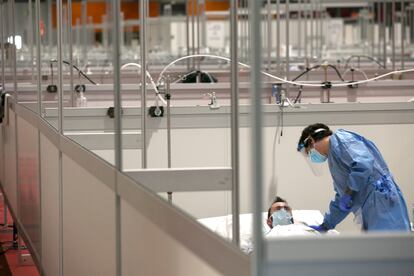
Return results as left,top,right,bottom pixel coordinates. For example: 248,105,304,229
198,210,338,253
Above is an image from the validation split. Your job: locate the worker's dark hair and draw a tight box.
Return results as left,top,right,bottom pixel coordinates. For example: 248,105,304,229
267,196,288,219
297,123,332,150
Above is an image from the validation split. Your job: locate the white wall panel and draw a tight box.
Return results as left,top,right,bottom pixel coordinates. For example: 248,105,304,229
17,116,41,254
40,133,60,276
88,118,414,232
62,155,116,276
121,199,222,276
3,111,18,213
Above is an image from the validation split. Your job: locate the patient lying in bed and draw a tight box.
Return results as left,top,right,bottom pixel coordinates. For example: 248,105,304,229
264,196,321,237
198,196,338,253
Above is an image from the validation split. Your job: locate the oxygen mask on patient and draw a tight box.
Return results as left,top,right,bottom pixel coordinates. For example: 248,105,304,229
272,209,293,227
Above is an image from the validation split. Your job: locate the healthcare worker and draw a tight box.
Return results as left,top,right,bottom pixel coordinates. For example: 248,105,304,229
297,123,411,232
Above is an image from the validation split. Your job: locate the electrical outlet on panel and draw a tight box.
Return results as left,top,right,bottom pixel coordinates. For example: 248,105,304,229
19,253,34,266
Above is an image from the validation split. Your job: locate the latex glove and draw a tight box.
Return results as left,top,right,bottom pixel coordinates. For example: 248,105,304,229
308,224,328,232
339,194,353,212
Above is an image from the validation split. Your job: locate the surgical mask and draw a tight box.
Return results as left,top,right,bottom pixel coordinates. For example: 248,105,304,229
309,148,327,163
271,209,293,227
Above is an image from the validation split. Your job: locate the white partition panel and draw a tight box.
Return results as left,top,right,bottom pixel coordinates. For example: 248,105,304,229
62,155,116,276
265,234,414,276
3,110,18,212
121,199,222,276
17,116,41,255
40,133,60,276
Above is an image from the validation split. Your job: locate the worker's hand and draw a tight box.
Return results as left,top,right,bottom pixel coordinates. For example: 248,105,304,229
308,224,328,232
339,194,353,212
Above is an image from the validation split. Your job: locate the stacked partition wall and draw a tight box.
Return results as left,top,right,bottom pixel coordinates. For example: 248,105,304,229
0,1,414,276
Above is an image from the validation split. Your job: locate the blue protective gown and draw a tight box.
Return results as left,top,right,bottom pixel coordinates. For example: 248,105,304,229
323,129,410,231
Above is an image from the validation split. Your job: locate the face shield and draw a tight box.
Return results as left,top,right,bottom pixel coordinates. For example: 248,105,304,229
297,142,325,176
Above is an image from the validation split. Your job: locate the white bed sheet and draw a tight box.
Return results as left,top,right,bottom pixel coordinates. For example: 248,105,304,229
198,210,337,253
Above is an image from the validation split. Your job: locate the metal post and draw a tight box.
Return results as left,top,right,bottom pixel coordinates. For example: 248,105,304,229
249,0,264,274
392,0,396,70
186,0,190,70
201,0,206,51
81,0,87,67
316,0,319,57
196,0,200,54
28,0,34,81
298,0,302,58
140,0,148,169
196,0,201,72
191,0,195,68
34,0,43,265
244,0,248,63
402,1,406,69
410,8,413,44
166,78,171,167
1,0,5,90
10,0,16,99
1,0,7,231
166,77,172,204
276,0,280,74
112,0,122,276
304,0,308,59
377,2,380,61
267,0,271,70
35,0,42,115
57,2,64,135
310,0,314,58
369,2,374,57
48,0,53,54
56,1,64,275
411,8,413,44
319,0,323,57
383,1,387,68
120,12,124,51
102,15,108,50
12,0,21,265
286,0,290,83
230,0,240,247
68,0,74,107
62,5,67,60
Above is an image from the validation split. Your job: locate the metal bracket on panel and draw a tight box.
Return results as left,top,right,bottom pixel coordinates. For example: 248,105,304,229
149,106,164,117
3,94,12,125
106,106,123,119
19,253,34,266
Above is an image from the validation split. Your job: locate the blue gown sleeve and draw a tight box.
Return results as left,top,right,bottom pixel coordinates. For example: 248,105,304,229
323,190,351,229
339,139,374,192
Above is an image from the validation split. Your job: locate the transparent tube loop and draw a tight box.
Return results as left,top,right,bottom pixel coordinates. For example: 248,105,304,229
156,54,414,89
121,63,167,106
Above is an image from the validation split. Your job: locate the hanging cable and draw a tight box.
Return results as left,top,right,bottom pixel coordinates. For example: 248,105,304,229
293,85,303,104
327,64,345,81
344,54,386,70
156,54,414,89
121,62,167,106
291,65,321,81
49,59,99,85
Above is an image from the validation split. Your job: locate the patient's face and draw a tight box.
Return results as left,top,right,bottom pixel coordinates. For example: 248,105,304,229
267,202,292,228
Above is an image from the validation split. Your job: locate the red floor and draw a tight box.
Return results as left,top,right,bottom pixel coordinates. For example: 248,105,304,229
0,196,39,276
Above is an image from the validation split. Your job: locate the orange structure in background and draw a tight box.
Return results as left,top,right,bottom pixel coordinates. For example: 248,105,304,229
187,0,229,15
52,0,230,33
52,2,160,31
